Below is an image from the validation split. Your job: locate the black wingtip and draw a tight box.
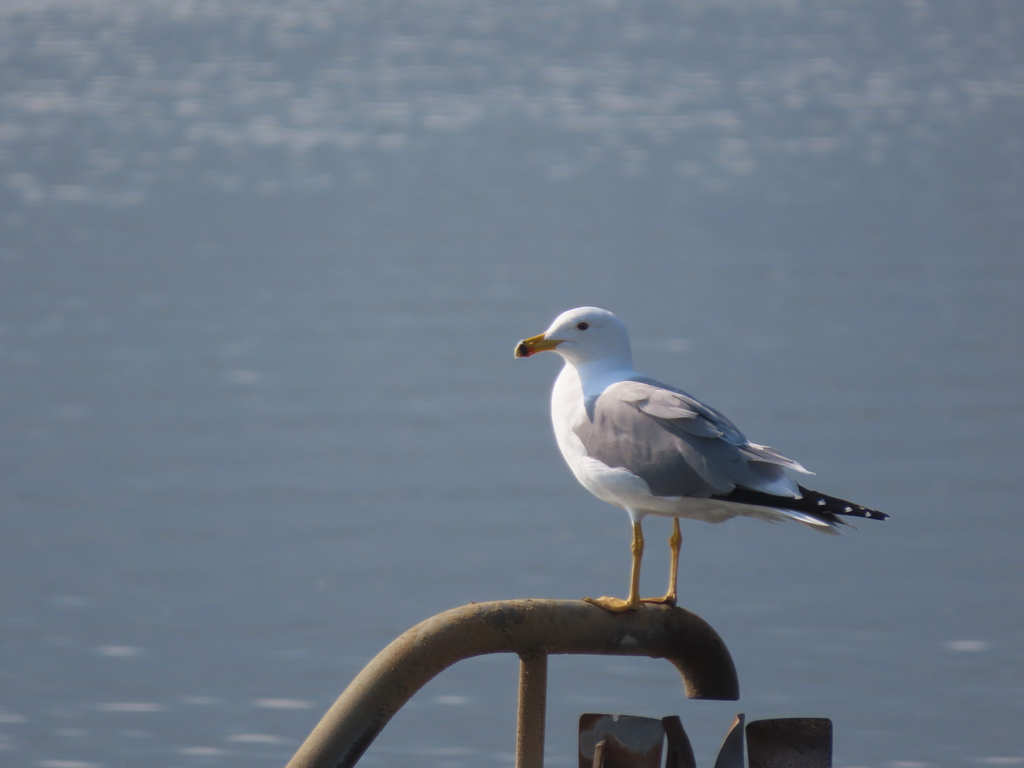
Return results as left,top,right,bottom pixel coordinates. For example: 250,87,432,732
796,485,887,521
712,485,887,523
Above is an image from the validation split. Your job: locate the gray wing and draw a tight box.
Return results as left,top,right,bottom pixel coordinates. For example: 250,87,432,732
574,378,806,499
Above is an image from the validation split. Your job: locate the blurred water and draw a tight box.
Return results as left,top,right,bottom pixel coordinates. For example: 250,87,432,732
1,2,1022,768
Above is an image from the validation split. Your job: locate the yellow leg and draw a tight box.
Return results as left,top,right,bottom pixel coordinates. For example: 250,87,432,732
586,521,644,612
642,518,680,606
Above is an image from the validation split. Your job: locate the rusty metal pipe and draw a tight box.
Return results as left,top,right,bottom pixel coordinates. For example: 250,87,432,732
285,599,739,768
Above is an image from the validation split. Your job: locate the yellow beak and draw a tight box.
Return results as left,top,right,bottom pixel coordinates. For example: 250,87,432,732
514,333,563,358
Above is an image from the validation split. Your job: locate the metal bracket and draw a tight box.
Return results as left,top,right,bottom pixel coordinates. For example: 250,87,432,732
579,713,832,768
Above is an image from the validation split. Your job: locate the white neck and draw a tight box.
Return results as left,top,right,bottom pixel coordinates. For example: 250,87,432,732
565,356,636,400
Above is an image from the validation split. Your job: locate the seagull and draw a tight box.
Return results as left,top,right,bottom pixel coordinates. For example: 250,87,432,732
515,306,887,612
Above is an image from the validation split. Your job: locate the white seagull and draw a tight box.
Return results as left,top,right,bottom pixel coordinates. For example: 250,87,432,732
515,306,886,612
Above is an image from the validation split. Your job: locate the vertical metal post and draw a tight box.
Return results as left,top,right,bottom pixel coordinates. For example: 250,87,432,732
515,650,548,768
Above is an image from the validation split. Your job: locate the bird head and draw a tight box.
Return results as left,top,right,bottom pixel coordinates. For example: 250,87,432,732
515,307,633,369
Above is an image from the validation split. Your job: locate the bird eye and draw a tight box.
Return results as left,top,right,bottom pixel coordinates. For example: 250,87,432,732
576,322,589,330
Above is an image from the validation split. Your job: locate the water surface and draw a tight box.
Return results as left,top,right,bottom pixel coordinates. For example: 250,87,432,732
1,3,1022,767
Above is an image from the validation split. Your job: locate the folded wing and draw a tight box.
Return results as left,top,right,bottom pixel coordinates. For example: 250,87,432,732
575,378,808,500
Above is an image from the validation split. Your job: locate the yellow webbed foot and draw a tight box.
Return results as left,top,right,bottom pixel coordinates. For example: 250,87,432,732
641,593,677,607
584,595,640,612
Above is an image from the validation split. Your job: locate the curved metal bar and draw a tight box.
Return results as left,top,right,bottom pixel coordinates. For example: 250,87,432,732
286,599,739,768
